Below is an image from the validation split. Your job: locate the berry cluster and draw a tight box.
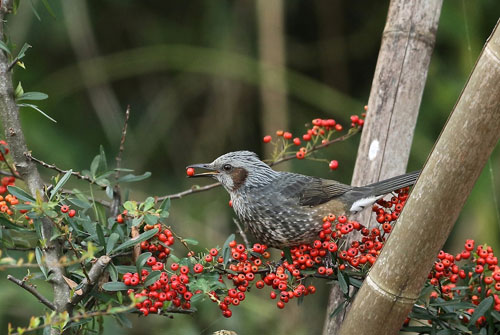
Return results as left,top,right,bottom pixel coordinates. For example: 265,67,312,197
418,240,500,329
124,267,194,316
139,224,175,260
60,204,76,218
262,115,364,170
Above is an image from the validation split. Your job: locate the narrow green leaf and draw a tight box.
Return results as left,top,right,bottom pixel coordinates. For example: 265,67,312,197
17,92,48,101
105,186,113,199
136,252,152,274
28,0,42,21
67,197,91,209
108,263,118,282
0,40,11,55
40,0,56,18
35,247,48,279
337,270,348,295
222,233,235,266
106,233,120,255
117,172,151,183
102,281,129,292
49,169,72,200
99,145,107,172
159,198,171,212
469,296,493,326
112,228,158,254
183,238,199,246
115,265,137,274
144,214,157,226
282,247,292,264
7,185,35,202
17,103,57,123
144,271,162,287
95,224,106,247
90,155,100,178
16,43,31,60
95,203,107,228
0,216,30,231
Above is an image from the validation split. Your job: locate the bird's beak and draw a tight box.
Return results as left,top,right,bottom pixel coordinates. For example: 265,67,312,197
186,163,219,178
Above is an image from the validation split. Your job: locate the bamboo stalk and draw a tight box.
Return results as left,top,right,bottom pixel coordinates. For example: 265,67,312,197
339,18,500,335
323,0,443,333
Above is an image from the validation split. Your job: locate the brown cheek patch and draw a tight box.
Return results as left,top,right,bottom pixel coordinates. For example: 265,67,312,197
231,167,248,191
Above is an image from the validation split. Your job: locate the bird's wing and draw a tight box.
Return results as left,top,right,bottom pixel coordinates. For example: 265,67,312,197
278,174,352,207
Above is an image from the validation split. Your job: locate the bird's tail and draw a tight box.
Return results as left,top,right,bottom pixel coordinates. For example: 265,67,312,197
364,170,420,196
346,170,420,213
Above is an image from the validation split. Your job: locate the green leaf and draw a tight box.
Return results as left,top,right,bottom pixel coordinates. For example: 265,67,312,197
136,252,152,275
35,247,48,279
102,281,129,292
90,155,100,178
142,197,155,211
112,228,158,254
114,313,132,329
7,185,35,202
117,172,151,183
16,43,31,60
337,270,349,295
67,197,91,209
144,214,157,226
469,296,493,326
222,233,235,266
49,170,72,200
282,247,292,264
0,40,11,55
17,92,49,101
159,198,171,212
95,203,107,228
14,82,24,98
106,233,120,255
17,103,57,123
108,263,118,282
183,238,199,246
40,0,56,18
0,216,30,231
99,145,107,172
144,271,162,287
95,224,106,247
115,265,137,274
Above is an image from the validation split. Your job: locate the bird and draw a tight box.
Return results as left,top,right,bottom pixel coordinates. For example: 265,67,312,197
187,151,419,249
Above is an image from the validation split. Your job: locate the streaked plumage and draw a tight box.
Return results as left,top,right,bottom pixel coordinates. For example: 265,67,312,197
188,151,419,248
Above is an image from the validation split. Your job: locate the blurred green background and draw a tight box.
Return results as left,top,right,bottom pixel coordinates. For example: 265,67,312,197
1,0,500,334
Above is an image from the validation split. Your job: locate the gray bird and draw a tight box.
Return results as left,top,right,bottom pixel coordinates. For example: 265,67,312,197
188,151,419,249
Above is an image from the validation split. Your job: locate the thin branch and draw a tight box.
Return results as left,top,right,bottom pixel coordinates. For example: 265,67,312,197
25,152,100,186
233,218,250,249
70,255,111,306
7,274,56,311
156,182,221,201
111,105,130,217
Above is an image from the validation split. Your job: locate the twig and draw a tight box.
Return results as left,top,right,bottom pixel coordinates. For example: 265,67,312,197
70,255,111,306
156,182,221,201
3,157,21,178
25,152,100,187
233,218,250,249
66,232,91,283
7,274,56,310
111,105,130,217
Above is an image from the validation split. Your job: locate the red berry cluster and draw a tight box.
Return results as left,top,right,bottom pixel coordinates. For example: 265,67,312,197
60,204,76,218
140,224,175,260
0,176,15,194
422,240,500,329
123,268,193,316
372,187,410,234
262,115,364,169
0,140,9,161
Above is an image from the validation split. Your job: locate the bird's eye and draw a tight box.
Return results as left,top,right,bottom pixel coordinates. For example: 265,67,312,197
222,164,232,172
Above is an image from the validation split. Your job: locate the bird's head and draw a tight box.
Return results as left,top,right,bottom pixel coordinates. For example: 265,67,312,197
187,151,279,193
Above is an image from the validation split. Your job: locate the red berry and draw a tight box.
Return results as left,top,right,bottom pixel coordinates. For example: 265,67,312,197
302,134,312,141
296,151,305,160
146,256,156,266
186,167,195,177
293,137,301,146
193,264,203,273
68,209,76,218
60,205,69,213
335,124,343,132
263,135,272,143
329,160,339,170
283,132,292,140
116,214,124,223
